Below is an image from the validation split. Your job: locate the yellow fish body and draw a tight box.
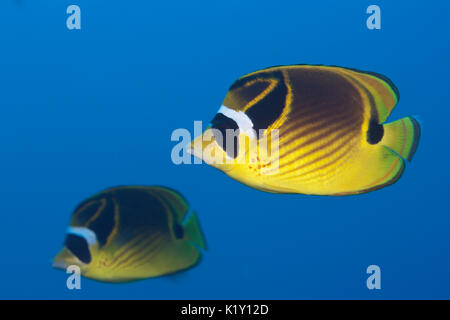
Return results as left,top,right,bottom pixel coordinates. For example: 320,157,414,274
189,65,420,195
53,186,206,282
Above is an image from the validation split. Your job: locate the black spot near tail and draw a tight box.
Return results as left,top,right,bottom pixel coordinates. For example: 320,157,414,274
173,223,184,239
367,120,384,144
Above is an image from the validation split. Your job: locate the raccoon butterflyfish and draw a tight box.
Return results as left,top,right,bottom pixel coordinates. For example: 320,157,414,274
188,65,420,195
52,186,206,282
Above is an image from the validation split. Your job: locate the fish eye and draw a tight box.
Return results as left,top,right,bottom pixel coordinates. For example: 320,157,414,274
64,234,92,264
210,113,239,158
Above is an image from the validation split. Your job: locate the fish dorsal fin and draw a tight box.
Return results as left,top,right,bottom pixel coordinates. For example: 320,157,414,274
146,186,190,222
338,67,399,123
248,65,399,124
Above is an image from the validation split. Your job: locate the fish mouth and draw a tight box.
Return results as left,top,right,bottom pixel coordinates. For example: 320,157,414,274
187,141,205,162
52,247,74,270
187,139,234,173
52,259,67,270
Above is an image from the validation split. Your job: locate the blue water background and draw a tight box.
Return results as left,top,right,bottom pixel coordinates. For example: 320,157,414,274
0,0,449,299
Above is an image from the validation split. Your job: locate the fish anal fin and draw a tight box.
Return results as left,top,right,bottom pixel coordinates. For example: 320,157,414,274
333,146,405,195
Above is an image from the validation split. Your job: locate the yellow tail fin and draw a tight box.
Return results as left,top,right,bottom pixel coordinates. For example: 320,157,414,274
183,211,207,250
381,116,420,161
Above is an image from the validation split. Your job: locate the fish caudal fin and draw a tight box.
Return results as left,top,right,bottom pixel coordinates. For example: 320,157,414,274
343,116,420,195
183,211,207,250
381,116,421,161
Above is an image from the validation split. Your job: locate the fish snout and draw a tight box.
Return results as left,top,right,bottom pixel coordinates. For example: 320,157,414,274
187,134,213,161
52,247,75,270
52,259,68,270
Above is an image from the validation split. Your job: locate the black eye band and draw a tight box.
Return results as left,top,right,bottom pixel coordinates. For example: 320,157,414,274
87,197,116,247
210,113,239,158
244,71,287,136
65,234,92,264
72,200,103,225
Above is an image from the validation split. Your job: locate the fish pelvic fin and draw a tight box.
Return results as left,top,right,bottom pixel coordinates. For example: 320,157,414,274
381,116,421,161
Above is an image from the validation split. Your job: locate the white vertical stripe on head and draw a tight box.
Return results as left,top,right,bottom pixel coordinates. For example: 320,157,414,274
217,105,256,139
67,227,98,245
